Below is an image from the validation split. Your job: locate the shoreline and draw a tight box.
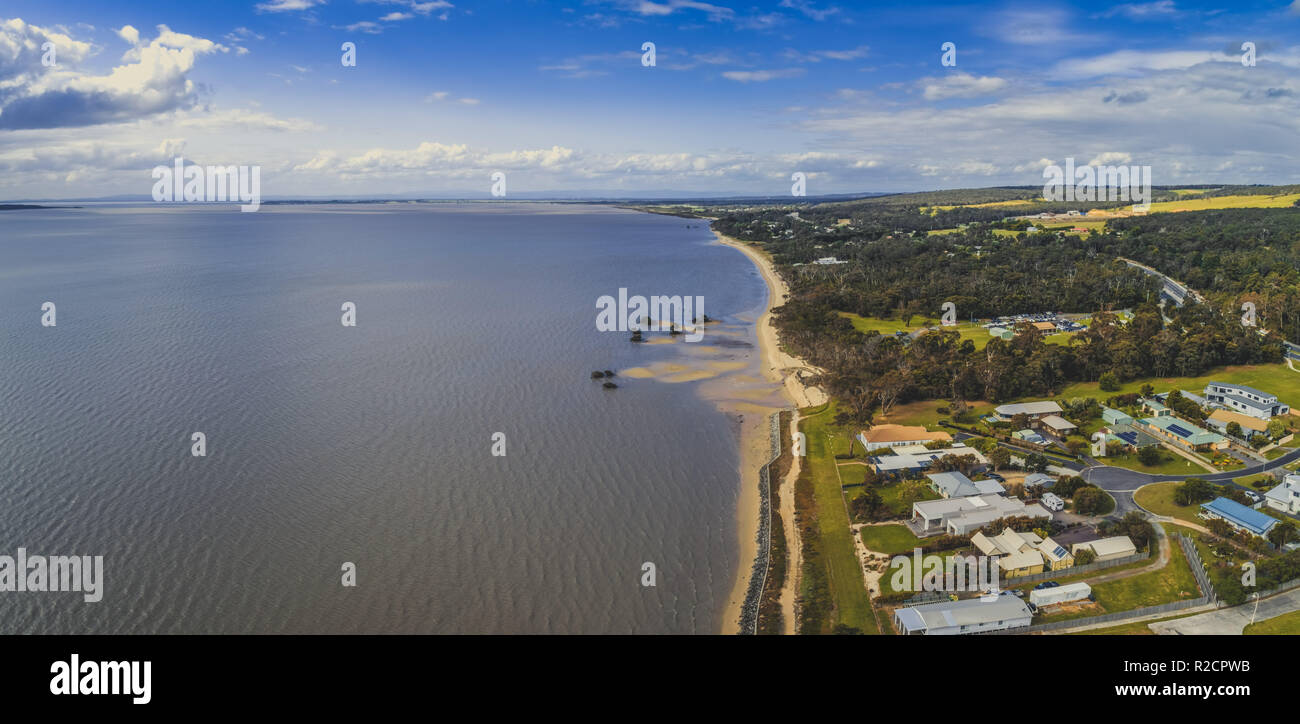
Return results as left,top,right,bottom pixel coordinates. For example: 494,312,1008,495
713,230,827,634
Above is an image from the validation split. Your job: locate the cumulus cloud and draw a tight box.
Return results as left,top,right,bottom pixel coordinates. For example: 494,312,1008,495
0,21,226,130
920,72,1007,100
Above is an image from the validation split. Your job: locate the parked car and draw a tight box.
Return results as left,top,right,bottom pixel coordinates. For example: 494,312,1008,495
985,472,1005,482
1012,589,1025,598
1033,581,1060,590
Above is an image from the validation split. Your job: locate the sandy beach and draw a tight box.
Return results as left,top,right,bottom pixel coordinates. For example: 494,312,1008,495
713,230,827,634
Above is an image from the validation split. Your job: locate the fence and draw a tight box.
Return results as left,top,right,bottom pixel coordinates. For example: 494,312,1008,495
1001,551,1149,587
1179,533,1216,603
737,412,783,635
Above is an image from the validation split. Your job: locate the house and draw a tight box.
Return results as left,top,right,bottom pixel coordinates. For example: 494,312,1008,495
1023,472,1055,490
1071,536,1137,562
1206,409,1270,439
1038,536,1074,570
1013,429,1048,446
1204,382,1290,420
1104,424,1161,451
1141,399,1171,417
893,596,1033,635
911,495,1051,535
867,444,988,477
1199,497,1278,538
1036,415,1077,438
1137,416,1228,452
927,471,1004,498
1030,321,1056,333
1041,492,1065,512
970,527,1041,557
1030,581,1090,606
857,424,953,452
997,549,1045,577
1265,475,1300,515
994,401,1063,421
1101,407,1133,427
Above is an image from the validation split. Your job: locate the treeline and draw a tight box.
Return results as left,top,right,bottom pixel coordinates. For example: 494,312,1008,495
714,197,1289,420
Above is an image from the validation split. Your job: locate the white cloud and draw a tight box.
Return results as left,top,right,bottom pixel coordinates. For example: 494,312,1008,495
255,0,324,12
920,72,1008,100
722,68,805,82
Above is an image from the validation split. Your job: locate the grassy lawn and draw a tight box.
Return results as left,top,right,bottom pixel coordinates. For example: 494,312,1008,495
876,398,994,429
1235,473,1278,489
1034,364,1299,412
859,524,926,556
1100,450,1206,476
1036,525,1199,623
1265,447,1294,461
799,403,878,633
1244,609,1300,635
838,312,994,350
1146,193,1300,212
1133,481,1202,525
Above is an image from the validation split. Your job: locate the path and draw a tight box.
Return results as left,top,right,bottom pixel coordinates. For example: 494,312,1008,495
1150,587,1300,635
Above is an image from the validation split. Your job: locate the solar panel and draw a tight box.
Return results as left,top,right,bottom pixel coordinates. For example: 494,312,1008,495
1053,546,1067,558
1166,423,1192,437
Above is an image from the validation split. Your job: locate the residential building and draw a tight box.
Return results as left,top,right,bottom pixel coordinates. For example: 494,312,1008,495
1199,497,1278,538
1040,492,1065,512
1022,472,1055,490
1036,414,1077,438
994,401,1063,421
893,596,1033,635
1013,429,1048,446
1137,416,1228,452
1029,581,1091,607
970,527,1041,557
867,444,987,477
1141,399,1171,417
926,471,1004,498
1206,409,1270,439
911,495,1051,535
857,424,953,452
1038,536,1073,570
1265,474,1300,516
998,549,1045,577
1071,536,1137,562
1101,407,1133,426
1204,382,1290,420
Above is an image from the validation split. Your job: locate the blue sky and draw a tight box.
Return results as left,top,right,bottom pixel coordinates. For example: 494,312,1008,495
3,0,1300,198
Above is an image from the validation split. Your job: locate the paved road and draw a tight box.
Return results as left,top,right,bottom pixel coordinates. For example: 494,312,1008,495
1150,588,1300,635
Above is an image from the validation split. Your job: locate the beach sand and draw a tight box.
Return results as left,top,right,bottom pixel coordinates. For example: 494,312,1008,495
712,230,827,634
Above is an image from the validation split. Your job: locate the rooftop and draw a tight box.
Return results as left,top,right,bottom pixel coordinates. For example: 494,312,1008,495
1201,497,1277,536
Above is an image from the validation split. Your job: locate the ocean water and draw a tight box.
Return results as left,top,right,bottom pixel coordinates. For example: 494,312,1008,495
0,202,767,634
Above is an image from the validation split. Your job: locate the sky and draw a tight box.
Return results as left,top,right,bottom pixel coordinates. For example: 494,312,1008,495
3,0,1300,199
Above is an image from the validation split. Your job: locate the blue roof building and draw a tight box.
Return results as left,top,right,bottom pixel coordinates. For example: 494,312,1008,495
1200,497,1278,538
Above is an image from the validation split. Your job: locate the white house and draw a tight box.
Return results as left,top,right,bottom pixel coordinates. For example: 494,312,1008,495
1203,382,1290,420
893,595,1033,635
1029,581,1091,607
1265,474,1300,516
994,401,1062,421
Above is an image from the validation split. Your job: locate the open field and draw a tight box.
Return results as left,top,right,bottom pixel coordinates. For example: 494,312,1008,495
1102,450,1209,477
1029,364,1299,410
799,403,878,633
1133,481,1201,525
1145,193,1300,213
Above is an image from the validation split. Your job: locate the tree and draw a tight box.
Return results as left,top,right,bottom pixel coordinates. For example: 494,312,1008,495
1140,383,1155,398
1074,548,1096,565
897,479,929,505
1173,478,1215,506
1137,444,1163,466
1098,371,1120,392
989,446,1011,470
1073,485,1109,515
1268,520,1297,549
1025,453,1049,473
1116,511,1155,552
1226,421,1243,439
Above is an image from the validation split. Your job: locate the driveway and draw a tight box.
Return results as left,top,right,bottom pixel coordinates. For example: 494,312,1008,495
1150,588,1300,635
